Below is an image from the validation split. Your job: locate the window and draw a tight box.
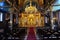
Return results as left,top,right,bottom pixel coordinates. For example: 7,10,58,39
0,13,3,21
52,0,60,11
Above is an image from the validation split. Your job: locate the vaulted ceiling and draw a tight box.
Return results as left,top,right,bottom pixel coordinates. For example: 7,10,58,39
5,0,56,11
17,0,56,8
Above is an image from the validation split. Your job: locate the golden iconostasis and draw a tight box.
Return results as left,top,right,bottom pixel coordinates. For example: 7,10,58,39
18,0,45,27
18,12,45,27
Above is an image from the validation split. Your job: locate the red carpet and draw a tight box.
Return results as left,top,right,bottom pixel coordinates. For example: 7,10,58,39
27,27,36,40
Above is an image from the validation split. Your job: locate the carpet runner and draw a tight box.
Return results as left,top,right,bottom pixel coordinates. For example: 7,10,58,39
27,27,36,40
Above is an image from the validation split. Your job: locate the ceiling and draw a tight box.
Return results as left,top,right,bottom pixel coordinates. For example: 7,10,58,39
4,0,56,12
5,0,55,7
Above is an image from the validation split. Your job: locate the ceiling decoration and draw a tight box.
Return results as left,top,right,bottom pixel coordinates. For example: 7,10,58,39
44,0,56,10
25,1,38,13
4,0,56,12
5,0,56,7
38,0,44,6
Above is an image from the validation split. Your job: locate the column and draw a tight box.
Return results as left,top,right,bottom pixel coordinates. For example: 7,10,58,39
9,8,14,30
15,12,18,24
50,6,54,30
10,12,13,30
44,11,48,26
58,11,60,27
